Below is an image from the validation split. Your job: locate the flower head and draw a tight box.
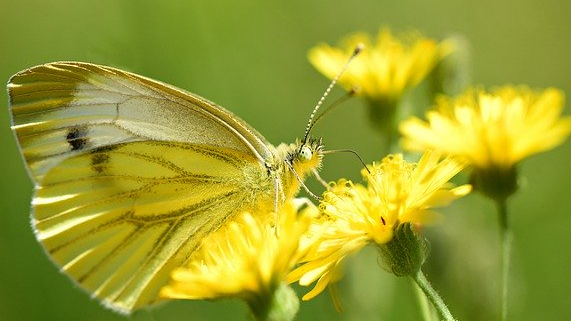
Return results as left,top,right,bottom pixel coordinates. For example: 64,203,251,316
288,151,471,300
399,86,571,199
161,200,315,314
400,86,571,169
309,28,454,102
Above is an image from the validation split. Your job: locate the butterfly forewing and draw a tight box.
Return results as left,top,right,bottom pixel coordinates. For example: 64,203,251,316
9,62,273,183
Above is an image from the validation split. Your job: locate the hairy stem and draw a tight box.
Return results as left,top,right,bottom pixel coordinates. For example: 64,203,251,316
412,269,457,321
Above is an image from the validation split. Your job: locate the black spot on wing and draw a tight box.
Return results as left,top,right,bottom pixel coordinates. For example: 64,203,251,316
91,153,110,173
66,126,89,151
90,145,119,173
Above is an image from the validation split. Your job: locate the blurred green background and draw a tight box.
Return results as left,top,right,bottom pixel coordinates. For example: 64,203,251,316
1,1,570,320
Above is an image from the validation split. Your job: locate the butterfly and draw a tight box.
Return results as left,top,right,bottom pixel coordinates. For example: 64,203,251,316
8,62,324,314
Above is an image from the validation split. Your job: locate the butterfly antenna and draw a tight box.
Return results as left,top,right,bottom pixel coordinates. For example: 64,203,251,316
323,148,371,174
303,43,364,144
306,87,357,136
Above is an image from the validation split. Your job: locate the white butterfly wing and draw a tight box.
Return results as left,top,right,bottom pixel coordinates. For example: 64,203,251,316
8,62,279,313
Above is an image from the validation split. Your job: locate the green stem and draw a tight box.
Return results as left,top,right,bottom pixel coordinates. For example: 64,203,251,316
247,283,299,321
496,199,511,321
412,269,457,321
412,278,438,321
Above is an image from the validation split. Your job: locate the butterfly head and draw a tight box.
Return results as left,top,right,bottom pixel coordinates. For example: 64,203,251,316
290,137,323,176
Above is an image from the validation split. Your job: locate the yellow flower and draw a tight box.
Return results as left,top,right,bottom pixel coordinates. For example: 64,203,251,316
160,200,315,307
399,86,571,199
288,151,471,300
400,86,571,169
309,28,454,102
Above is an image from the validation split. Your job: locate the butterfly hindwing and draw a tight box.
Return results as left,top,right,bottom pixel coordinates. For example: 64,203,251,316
33,141,273,312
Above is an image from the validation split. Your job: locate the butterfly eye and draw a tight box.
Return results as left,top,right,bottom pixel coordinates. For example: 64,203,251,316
299,146,313,163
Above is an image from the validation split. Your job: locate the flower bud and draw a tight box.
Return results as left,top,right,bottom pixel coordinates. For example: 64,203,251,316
376,223,430,277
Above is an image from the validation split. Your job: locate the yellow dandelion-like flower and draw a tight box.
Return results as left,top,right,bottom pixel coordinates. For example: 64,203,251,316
161,200,315,314
400,86,571,199
400,86,571,169
288,151,471,300
309,28,454,102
